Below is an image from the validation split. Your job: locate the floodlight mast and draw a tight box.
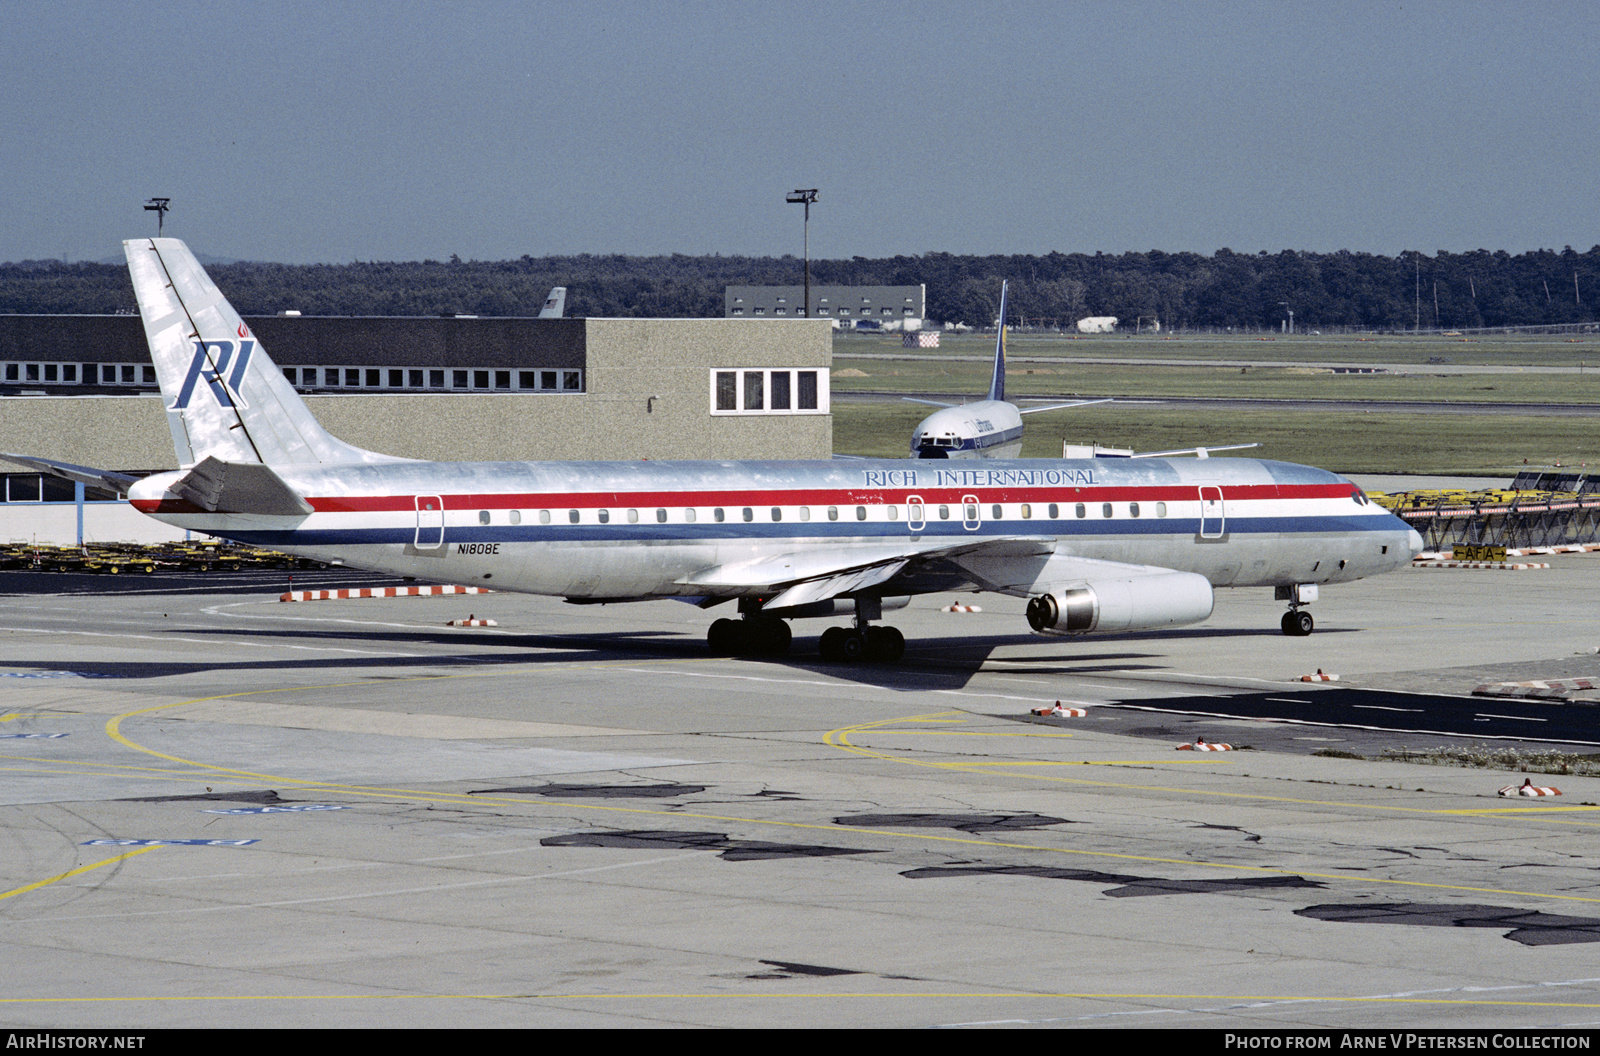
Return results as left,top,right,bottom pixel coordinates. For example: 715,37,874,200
144,198,170,236
786,188,818,318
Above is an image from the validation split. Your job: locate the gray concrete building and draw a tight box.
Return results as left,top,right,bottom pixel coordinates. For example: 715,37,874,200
0,314,832,543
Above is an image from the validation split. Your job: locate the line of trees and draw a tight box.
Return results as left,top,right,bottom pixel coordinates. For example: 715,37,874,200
3,246,1597,331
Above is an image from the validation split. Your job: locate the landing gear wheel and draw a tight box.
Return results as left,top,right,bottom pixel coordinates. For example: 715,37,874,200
819,626,848,661
709,616,792,657
1281,610,1314,636
707,618,740,655
750,615,791,656
866,625,906,662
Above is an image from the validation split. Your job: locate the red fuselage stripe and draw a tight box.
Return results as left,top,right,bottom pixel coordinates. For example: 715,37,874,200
294,482,1354,515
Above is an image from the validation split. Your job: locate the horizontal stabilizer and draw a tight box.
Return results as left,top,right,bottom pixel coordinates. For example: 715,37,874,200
170,457,313,516
0,454,141,495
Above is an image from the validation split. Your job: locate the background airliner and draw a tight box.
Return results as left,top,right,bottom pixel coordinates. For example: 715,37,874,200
6,240,1421,662
908,281,1108,458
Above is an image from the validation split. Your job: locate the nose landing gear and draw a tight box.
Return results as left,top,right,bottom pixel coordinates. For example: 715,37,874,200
1276,583,1318,636
1281,607,1314,636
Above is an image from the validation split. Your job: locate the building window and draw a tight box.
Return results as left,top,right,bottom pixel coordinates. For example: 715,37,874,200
709,369,829,415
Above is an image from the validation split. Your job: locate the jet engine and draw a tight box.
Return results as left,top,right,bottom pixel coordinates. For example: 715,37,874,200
1025,571,1214,636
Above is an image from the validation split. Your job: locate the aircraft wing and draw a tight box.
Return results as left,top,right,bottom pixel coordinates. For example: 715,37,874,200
677,535,1059,609
0,454,141,495
1017,398,1113,415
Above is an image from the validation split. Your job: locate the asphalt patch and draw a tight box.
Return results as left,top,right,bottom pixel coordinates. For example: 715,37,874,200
122,789,287,805
903,864,1324,897
836,812,1072,833
542,830,875,862
474,783,707,798
1296,902,1600,946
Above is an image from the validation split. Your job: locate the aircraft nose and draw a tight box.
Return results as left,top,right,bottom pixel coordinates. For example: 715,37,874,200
1407,529,1424,558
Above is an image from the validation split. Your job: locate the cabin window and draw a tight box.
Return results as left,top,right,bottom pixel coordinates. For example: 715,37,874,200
1129,502,1140,518
991,505,1002,520
1020,503,1032,519
742,507,754,522
1157,502,1167,517
856,506,867,520
478,510,490,525
827,506,839,521
964,503,978,521
1102,503,1113,518
568,509,579,523
886,506,898,520
598,509,610,524
627,509,639,523
509,510,521,525
771,507,782,521
1075,503,1086,518
684,508,696,522
799,507,810,521
714,508,725,522
656,508,667,523
539,510,551,524
1048,504,1058,518
939,505,950,520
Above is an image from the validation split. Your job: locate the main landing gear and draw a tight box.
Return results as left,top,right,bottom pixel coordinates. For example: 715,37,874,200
818,624,906,663
706,614,792,657
818,596,906,663
705,597,908,663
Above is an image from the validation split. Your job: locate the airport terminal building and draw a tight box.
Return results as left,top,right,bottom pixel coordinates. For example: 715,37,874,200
725,285,925,329
0,313,833,543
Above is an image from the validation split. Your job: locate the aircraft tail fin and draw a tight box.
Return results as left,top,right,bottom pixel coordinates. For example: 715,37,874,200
124,238,399,469
987,280,1008,403
537,286,567,319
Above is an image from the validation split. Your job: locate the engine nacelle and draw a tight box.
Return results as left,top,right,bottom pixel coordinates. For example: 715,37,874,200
1025,572,1214,636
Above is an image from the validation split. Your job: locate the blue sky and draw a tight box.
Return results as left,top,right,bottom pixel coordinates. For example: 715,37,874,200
4,0,1596,264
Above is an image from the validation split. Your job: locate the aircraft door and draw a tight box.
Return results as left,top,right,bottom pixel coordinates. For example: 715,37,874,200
907,494,926,533
962,493,982,532
1198,486,1224,539
415,495,445,549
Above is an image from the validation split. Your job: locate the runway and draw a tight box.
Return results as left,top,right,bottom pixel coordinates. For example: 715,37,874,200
3,559,1600,1028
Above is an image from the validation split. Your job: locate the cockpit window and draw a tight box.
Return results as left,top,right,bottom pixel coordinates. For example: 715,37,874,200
1351,487,1369,506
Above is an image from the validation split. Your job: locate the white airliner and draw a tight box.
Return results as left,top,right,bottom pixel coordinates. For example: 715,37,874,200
908,281,1108,459
5,239,1422,663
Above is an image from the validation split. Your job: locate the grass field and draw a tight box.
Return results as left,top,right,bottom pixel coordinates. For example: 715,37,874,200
838,330,1600,366
832,333,1600,406
831,402,1598,475
828,331,1600,475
